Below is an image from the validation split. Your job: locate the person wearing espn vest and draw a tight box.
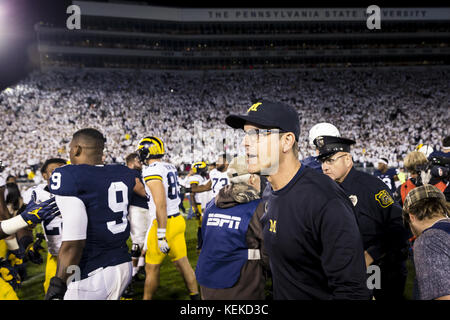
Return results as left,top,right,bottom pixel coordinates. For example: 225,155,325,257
195,155,268,300
315,135,409,300
225,100,370,300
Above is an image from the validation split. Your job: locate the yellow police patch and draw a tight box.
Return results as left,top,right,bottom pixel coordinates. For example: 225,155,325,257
375,190,394,208
247,102,262,113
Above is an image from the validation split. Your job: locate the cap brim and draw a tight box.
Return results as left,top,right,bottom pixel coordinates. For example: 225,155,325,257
225,114,280,129
317,151,338,160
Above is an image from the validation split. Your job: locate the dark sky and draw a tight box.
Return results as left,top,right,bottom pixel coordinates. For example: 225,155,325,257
0,0,447,90
0,0,71,90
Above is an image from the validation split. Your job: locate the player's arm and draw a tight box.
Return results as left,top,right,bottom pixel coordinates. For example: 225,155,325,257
133,178,147,198
0,196,59,240
145,179,169,253
189,182,200,209
191,179,212,193
45,195,87,300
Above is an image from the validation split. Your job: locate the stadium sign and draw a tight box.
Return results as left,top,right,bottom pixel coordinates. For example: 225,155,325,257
73,2,450,22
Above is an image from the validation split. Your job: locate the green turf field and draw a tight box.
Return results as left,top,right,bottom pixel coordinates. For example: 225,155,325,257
15,199,416,300
17,214,200,300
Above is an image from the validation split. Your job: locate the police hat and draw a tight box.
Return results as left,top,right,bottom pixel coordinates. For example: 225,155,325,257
314,135,356,160
225,100,300,141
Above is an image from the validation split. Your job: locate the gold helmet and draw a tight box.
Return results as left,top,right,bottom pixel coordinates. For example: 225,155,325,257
191,161,207,174
137,136,165,162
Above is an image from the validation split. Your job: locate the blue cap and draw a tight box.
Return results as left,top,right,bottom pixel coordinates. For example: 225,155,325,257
225,100,300,141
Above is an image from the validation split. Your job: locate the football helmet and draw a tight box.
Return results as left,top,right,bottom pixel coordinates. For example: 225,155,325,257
137,136,165,162
192,161,207,174
415,144,433,158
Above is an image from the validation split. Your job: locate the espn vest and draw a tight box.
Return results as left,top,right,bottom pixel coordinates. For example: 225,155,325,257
400,179,447,203
195,199,261,289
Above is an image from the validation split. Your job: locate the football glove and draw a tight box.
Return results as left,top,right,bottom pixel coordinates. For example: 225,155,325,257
26,233,45,265
45,277,67,300
157,228,170,254
0,258,20,290
20,195,59,226
7,248,26,282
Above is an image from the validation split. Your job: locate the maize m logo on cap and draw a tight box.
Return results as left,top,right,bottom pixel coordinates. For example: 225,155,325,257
247,102,262,113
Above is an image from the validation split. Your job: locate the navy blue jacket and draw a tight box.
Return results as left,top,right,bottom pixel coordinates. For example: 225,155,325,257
263,164,370,300
341,167,409,263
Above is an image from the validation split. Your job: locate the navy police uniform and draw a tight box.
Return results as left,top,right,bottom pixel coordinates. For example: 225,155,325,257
50,164,137,280
316,136,410,300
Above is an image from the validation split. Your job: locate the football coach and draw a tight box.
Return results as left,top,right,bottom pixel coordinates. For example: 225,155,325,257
225,100,371,300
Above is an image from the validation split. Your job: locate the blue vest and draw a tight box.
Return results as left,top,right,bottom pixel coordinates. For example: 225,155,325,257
195,199,261,289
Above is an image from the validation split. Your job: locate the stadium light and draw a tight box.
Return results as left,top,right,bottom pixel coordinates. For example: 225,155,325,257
0,2,9,54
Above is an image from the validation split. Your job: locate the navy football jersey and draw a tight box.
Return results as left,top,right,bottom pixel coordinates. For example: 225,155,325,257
49,164,137,279
373,168,397,193
129,169,149,209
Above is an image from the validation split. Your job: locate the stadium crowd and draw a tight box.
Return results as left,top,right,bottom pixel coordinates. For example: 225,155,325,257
0,67,449,182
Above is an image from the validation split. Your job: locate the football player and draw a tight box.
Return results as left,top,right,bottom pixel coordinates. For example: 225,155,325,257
187,161,212,250
373,157,399,193
208,154,230,199
137,136,199,300
45,128,147,300
22,158,67,293
122,152,151,298
0,176,58,300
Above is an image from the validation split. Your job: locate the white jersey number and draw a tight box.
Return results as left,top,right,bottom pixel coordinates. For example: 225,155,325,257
107,182,129,234
50,172,62,190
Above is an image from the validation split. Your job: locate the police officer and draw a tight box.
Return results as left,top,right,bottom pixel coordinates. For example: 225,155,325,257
301,122,341,173
315,135,410,300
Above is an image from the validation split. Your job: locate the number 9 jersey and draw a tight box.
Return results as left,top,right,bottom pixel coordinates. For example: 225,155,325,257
49,164,138,280
142,161,180,216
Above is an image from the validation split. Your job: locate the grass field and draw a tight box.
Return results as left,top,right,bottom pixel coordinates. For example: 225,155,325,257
15,200,416,300
17,214,200,300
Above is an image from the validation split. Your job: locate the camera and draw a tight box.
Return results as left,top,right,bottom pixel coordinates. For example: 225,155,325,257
415,156,450,180
414,156,450,188
0,161,5,173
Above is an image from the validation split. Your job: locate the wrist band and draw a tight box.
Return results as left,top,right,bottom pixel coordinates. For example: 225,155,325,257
1,216,28,235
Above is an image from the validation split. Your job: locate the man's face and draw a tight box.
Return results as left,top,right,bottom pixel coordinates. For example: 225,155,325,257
216,157,228,172
377,162,387,172
129,157,142,171
243,124,282,175
44,163,65,184
321,152,352,183
408,214,421,237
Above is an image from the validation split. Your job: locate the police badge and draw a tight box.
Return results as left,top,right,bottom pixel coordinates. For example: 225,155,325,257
374,189,394,208
349,195,358,207
315,136,325,148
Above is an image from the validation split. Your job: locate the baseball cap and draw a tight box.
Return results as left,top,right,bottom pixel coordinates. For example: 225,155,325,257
314,136,356,160
225,100,300,141
226,155,251,183
403,184,446,212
